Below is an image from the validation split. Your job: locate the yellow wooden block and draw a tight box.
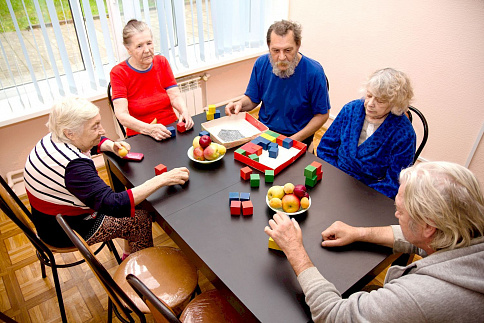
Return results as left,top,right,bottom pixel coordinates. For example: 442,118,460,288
260,133,276,143
206,112,214,120
208,104,216,114
268,237,282,251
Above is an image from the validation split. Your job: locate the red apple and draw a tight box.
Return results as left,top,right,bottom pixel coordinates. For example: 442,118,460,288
193,147,205,161
293,184,307,199
303,192,310,199
203,143,220,160
282,194,300,213
199,135,211,148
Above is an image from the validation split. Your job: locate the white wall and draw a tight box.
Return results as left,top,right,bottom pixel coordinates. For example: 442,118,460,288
289,0,484,186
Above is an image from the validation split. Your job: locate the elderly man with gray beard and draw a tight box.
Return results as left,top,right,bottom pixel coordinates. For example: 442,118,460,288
225,20,330,147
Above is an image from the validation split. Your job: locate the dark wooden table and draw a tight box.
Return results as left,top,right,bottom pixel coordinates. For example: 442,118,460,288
104,112,400,322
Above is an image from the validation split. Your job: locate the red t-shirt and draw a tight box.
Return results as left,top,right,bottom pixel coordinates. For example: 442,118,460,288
110,55,178,136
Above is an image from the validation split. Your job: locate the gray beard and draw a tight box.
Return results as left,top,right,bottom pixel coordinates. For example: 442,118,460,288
269,54,299,78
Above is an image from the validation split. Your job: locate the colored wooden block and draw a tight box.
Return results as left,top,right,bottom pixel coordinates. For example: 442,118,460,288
250,174,260,187
208,104,216,114
268,142,278,150
240,192,251,201
265,130,280,138
235,148,246,156
317,171,323,181
155,164,167,175
229,192,240,206
304,165,317,178
305,174,318,187
310,161,323,174
199,130,210,137
258,137,271,150
242,200,253,216
260,132,276,143
268,147,279,158
214,109,221,119
240,166,252,180
206,112,214,120
276,134,287,146
265,170,274,183
268,237,282,251
230,201,241,216
254,145,263,156
282,138,293,149
166,126,176,137
176,122,186,133
249,154,259,162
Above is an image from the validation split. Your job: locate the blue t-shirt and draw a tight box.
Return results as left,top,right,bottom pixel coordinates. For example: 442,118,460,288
245,53,330,136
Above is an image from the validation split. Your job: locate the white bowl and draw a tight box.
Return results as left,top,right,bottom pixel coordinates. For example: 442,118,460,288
266,195,311,215
187,146,225,164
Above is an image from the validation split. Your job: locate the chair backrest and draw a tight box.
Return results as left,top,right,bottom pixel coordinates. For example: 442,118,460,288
407,106,429,163
126,274,180,323
56,214,145,323
107,82,127,139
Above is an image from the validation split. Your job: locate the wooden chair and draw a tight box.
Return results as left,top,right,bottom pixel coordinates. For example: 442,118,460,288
0,176,120,323
407,106,429,163
56,214,200,322
107,82,127,139
126,274,246,323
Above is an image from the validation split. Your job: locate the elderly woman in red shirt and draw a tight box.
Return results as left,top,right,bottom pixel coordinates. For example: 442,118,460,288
110,19,194,140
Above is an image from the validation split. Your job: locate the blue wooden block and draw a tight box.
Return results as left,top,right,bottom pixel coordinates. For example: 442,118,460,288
269,147,279,158
167,126,176,137
199,130,210,137
282,137,293,149
214,110,221,119
240,192,250,201
229,192,240,206
268,142,278,150
258,137,271,150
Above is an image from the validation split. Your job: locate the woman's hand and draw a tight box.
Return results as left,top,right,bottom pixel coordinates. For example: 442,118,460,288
112,141,131,157
158,167,190,186
147,123,172,141
179,112,194,130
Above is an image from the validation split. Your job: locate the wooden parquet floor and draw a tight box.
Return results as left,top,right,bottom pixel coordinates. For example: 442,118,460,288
0,122,393,322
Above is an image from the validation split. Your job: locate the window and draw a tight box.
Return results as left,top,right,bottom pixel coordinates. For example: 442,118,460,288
0,0,288,126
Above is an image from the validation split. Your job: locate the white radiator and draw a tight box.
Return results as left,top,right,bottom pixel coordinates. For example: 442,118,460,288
177,76,205,116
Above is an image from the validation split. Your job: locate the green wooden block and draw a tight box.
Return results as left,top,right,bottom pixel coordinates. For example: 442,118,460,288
304,165,317,178
305,174,318,187
250,174,260,187
265,170,275,183
235,148,246,156
249,154,259,162
265,130,279,138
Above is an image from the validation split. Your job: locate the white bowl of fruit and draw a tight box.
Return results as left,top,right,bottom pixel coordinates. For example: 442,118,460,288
266,183,311,215
188,135,226,164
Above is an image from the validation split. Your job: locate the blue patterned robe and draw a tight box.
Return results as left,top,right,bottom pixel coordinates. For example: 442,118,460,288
317,99,416,199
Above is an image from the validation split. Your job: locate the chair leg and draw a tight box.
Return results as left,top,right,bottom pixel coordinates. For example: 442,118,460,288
107,298,113,323
40,262,47,278
107,240,122,264
51,264,68,323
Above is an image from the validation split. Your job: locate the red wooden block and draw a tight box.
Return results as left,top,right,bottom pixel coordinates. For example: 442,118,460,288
230,201,242,216
176,122,186,133
310,161,323,174
276,134,287,146
317,171,323,181
240,166,253,180
155,164,167,175
240,142,255,151
242,201,253,216
253,145,263,156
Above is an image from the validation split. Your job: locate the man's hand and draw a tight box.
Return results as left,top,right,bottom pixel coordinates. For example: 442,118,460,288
225,101,242,116
321,221,362,247
265,212,314,276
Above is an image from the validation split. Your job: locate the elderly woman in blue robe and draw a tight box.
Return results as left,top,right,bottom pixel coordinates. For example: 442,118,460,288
317,68,416,199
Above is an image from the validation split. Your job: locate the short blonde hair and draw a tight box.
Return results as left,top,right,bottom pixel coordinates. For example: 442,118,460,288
123,19,152,46
400,161,484,251
48,96,99,143
364,68,414,116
